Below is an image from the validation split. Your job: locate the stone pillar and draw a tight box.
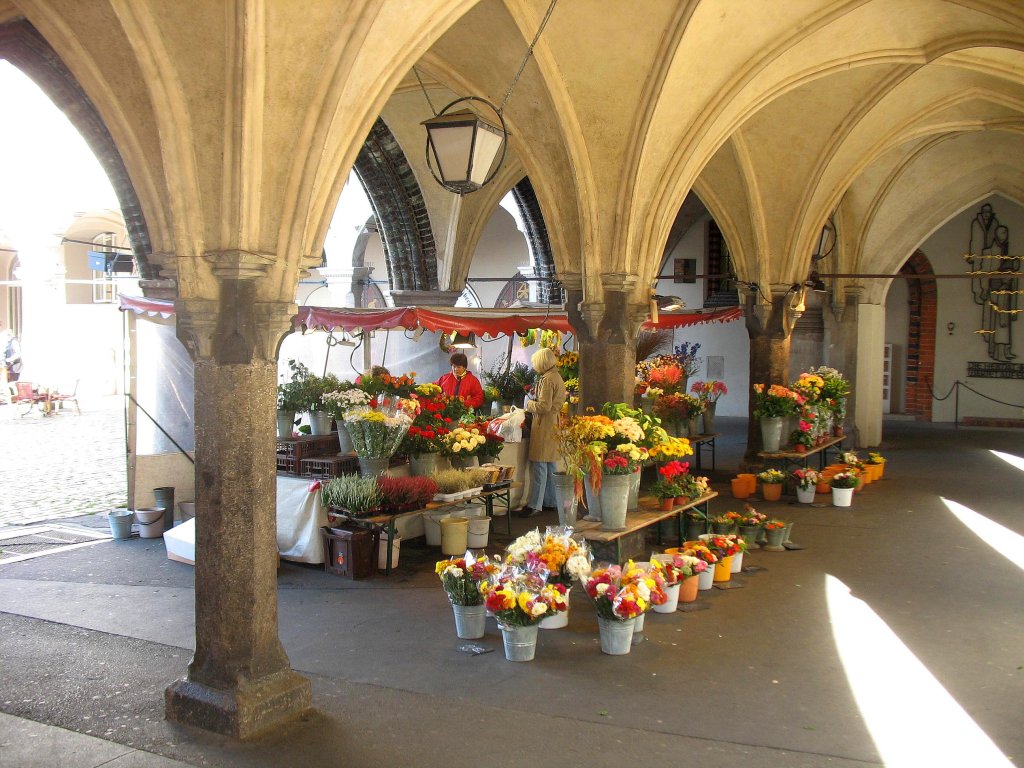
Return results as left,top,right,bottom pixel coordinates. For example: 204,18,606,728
855,302,885,447
574,273,644,410
742,285,802,464
165,278,310,739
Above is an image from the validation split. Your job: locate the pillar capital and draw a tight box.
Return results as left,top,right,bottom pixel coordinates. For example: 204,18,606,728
204,248,277,280
176,289,296,363
599,272,639,292
556,271,582,292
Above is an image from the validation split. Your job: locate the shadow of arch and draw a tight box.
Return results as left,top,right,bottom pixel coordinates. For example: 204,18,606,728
900,249,936,421
0,19,155,279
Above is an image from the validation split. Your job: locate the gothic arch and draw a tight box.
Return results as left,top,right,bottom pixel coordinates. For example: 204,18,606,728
352,118,438,292
510,177,558,303
0,19,155,279
900,249,937,421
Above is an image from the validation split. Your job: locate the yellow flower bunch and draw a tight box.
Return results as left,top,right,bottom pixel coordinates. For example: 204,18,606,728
416,382,443,397
539,329,562,350
361,411,386,422
564,377,580,392
614,442,648,463
648,435,693,458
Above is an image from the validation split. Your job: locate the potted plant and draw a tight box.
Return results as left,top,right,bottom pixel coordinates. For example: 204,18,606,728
690,379,727,433
736,507,766,547
791,468,821,503
866,451,887,480
705,534,741,582
789,420,814,453
810,365,851,435
302,372,342,435
680,542,718,590
710,511,741,535
276,359,310,438
343,399,415,476
830,471,858,507
376,475,438,514
757,468,786,501
322,385,371,453
437,553,499,639
441,425,487,468
321,473,384,518
752,384,805,451
762,518,787,550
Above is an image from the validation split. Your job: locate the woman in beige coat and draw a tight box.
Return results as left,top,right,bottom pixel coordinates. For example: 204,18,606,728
518,347,567,518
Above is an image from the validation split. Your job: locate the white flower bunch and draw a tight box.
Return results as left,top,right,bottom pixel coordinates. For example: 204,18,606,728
565,553,592,581
506,529,542,562
613,417,644,442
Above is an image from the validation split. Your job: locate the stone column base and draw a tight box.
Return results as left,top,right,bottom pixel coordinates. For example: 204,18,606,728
165,669,312,740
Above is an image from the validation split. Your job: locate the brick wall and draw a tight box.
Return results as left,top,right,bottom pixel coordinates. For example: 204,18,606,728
901,250,936,420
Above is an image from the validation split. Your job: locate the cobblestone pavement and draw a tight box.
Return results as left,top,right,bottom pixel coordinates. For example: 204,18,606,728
0,395,127,526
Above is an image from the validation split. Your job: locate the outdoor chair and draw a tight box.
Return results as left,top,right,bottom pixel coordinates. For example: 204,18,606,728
11,381,52,417
50,379,81,415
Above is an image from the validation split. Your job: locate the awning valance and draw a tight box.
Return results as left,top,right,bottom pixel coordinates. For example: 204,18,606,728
120,296,743,335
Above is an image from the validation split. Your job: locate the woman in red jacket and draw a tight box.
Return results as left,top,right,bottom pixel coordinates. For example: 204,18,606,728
436,352,484,410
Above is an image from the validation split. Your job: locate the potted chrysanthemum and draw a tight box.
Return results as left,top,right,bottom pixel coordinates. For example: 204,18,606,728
436,554,499,639
757,468,786,501
830,471,858,507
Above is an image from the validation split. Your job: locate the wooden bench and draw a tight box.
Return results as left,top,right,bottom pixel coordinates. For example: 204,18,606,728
574,492,718,563
688,432,719,471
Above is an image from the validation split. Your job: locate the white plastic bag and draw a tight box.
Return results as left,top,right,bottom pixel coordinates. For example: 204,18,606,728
487,406,526,443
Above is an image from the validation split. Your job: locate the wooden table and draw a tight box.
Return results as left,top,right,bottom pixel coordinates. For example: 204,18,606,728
758,435,845,491
689,433,718,471
574,492,718,563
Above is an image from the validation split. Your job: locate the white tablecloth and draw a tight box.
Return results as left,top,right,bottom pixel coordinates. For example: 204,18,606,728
163,475,329,566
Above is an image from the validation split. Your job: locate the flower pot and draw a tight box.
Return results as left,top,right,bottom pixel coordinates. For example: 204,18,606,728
582,476,602,522
358,456,390,478
551,472,579,526
794,444,807,454
738,473,757,495
730,551,744,573
763,527,786,551
738,524,760,549
713,556,733,582
597,616,635,655
451,602,486,639
762,482,783,501
679,574,699,603
336,424,354,455
684,516,706,541
440,516,469,555
309,410,333,436
134,507,165,539
701,401,716,434
659,497,674,511
796,485,816,504
654,582,681,613
276,410,295,439
107,508,134,540
598,474,631,532
499,623,539,662
697,563,716,589
409,452,439,476
540,596,570,629
686,415,700,438
674,496,691,506
760,416,784,452
711,521,735,535
627,468,641,512
832,486,854,507
449,454,477,470
730,477,750,499
815,479,831,494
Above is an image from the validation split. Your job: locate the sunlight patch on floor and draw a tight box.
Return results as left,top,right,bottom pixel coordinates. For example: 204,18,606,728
942,497,1024,572
825,575,1012,767
991,450,1024,473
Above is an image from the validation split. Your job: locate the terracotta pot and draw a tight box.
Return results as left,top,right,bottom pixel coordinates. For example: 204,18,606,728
730,477,750,499
794,444,807,454
659,497,674,511
679,574,699,603
674,496,690,506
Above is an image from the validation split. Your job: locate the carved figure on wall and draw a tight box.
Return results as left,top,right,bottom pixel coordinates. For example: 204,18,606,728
967,204,1018,361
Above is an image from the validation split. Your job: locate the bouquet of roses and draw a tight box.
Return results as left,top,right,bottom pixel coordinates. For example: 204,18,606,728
791,468,821,489
584,564,651,620
436,553,499,606
442,425,488,457
621,559,668,608
400,424,448,455
652,553,706,585
791,373,825,404
483,572,550,626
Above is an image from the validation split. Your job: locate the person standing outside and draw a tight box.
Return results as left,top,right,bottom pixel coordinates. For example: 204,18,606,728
517,347,566,518
3,329,22,383
436,352,484,411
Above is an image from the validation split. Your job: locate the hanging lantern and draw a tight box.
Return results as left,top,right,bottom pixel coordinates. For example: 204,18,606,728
422,98,507,195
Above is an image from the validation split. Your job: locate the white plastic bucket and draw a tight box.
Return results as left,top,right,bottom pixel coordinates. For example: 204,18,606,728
440,516,469,556
134,507,166,539
378,534,401,569
467,516,491,548
424,511,450,547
